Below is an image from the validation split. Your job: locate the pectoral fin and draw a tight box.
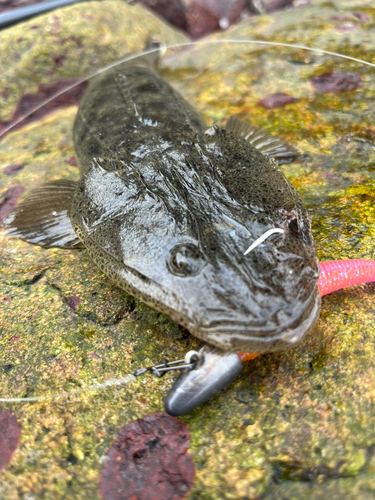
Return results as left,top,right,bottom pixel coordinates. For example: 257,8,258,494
226,115,298,164
3,180,83,248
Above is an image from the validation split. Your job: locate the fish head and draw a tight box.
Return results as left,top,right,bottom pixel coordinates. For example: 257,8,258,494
70,127,320,353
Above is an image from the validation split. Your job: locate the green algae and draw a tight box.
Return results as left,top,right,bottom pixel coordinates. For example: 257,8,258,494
1,0,375,499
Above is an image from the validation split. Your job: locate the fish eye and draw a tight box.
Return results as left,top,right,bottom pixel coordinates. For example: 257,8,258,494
168,244,206,277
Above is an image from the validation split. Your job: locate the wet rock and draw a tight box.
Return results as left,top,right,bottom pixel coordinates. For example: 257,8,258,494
136,0,300,37
136,0,247,38
135,0,188,32
1,0,375,498
184,0,247,38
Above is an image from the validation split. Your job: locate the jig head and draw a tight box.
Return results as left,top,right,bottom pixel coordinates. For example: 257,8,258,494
134,345,243,416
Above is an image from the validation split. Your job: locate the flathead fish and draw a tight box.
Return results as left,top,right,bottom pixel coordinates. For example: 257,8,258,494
4,51,321,414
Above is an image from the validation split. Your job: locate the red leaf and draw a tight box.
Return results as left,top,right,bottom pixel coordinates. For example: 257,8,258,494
99,412,195,500
67,295,80,311
311,72,362,94
0,412,22,473
257,93,299,109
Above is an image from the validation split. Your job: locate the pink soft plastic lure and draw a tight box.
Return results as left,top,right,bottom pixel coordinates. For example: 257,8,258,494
238,259,375,362
317,259,375,296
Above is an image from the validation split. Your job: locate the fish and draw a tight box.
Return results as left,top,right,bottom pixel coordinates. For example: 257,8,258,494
3,49,321,415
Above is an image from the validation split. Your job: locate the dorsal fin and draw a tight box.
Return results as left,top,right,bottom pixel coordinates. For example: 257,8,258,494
226,116,298,164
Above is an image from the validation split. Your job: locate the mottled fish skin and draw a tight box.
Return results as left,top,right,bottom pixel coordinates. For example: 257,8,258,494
69,56,321,353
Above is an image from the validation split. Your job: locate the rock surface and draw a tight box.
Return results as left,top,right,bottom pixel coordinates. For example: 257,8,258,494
0,0,375,499
135,0,248,39
0,0,188,125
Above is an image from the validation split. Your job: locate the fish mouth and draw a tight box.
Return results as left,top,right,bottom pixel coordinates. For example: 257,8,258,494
193,285,321,353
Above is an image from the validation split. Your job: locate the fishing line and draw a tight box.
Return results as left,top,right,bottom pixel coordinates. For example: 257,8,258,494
0,374,136,403
0,355,200,404
1,39,374,142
